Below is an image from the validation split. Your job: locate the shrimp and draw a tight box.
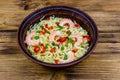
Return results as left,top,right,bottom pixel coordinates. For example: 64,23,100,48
49,31,61,44
25,32,39,46
59,51,74,63
59,19,74,29
70,34,83,47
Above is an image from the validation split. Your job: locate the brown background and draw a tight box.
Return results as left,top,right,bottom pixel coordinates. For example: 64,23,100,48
0,0,120,80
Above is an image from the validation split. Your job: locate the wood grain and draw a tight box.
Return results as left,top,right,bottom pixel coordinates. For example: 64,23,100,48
0,0,120,80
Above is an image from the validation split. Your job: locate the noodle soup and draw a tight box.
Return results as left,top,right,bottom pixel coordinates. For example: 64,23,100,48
25,16,91,64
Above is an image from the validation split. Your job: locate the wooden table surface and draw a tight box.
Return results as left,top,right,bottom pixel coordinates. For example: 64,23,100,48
0,0,120,80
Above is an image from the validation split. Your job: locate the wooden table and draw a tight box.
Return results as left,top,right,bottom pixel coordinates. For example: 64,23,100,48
0,0,120,80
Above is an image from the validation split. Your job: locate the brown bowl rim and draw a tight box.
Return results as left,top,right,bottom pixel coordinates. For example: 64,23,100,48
17,6,98,68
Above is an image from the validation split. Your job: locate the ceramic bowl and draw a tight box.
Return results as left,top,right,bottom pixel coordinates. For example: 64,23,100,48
17,6,98,68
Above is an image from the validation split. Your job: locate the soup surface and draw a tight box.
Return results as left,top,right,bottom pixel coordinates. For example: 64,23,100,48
25,16,91,64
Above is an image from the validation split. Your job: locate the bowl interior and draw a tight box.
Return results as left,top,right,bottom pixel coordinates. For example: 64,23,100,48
18,6,98,67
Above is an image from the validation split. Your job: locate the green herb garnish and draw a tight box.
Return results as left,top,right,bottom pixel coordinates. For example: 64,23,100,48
68,31,71,36
81,45,85,48
55,22,59,24
45,44,49,49
67,37,73,43
36,30,40,33
57,26,64,30
61,46,64,51
40,25,44,28
34,36,39,40
46,30,50,34
67,37,75,45
64,54,68,60
52,42,55,46
52,42,59,47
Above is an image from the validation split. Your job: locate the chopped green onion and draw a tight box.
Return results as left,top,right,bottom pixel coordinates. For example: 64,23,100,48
36,30,40,33
67,37,75,45
45,44,49,48
51,42,59,47
46,30,50,34
68,31,71,36
34,36,39,40
64,54,68,60
52,42,55,46
57,26,64,30
68,38,73,43
81,45,84,48
61,46,64,51
55,22,59,24
40,25,44,28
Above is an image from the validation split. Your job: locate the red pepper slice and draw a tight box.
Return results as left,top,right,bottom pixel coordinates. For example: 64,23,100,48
45,24,49,29
34,46,40,52
46,17,50,20
40,31,45,34
43,28,46,31
40,44,46,53
74,23,79,28
55,59,59,64
50,47,56,53
45,24,53,30
72,49,78,53
40,28,46,34
83,36,91,42
48,26,53,30
57,37,66,43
